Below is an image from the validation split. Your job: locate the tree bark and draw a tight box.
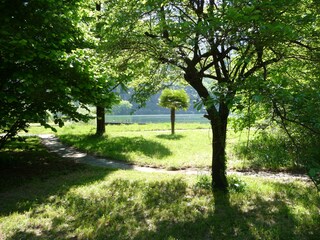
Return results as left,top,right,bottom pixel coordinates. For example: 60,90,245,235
210,104,229,191
96,106,105,136
184,63,230,191
171,107,175,135
95,4,104,137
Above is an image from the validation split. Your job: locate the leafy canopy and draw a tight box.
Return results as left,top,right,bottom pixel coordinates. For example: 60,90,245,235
159,89,190,110
97,0,320,190
0,0,118,148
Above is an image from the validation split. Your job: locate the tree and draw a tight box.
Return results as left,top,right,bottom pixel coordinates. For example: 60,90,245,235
99,0,319,191
159,89,189,134
94,2,106,136
0,0,118,148
111,100,133,115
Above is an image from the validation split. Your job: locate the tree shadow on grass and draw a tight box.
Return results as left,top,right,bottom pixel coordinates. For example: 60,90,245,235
59,134,172,161
0,150,85,192
132,191,316,240
0,138,116,216
156,134,185,140
0,166,115,217
129,191,256,240
6,178,188,240
8,179,319,240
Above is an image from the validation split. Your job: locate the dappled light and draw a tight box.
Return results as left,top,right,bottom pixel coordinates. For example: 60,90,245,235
1,137,319,239
1,0,320,237
2,171,319,239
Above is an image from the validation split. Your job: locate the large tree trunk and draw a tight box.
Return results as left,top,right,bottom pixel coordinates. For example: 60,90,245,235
183,66,230,191
96,106,105,136
209,102,230,191
171,107,175,135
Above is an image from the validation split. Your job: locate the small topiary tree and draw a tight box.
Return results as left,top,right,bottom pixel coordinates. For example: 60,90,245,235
159,89,190,134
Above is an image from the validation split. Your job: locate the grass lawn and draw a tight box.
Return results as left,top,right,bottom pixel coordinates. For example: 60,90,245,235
28,123,214,170
0,137,86,192
1,137,319,239
60,126,214,170
27,122,305,172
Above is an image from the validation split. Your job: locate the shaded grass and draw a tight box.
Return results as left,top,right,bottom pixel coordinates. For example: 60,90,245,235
156,134,185,140
57,129,212,169
0,138,319,239
53,124,261,170
63,134,172,161
0,137,87,192
27,123,307,172
0,137,111,218
1,173,319,239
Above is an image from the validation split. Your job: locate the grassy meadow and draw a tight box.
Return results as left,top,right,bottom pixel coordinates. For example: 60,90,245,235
27,122,306,172
0,137,319,239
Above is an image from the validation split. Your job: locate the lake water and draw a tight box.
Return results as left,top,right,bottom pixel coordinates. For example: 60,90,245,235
105,114,209,124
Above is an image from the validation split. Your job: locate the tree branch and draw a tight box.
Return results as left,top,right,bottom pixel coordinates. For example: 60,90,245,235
273,100,320,135
291,40,318,51
244,56,282,79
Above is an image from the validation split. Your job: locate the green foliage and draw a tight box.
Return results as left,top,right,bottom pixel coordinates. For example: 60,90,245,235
158,89,190,110
228,176,247,193
194,174,211,191
158,88,190,134
234,125,320,191
111,100,133,115
194,175,247,193
234,130,302,171
0,0,119,148
229,25,320,176
308,168,320,191
98,0,320,190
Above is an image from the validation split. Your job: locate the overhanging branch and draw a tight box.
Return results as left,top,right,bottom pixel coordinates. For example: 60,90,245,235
244,56,282,79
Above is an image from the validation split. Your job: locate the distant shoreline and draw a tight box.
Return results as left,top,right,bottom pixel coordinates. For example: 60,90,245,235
105,114,209,124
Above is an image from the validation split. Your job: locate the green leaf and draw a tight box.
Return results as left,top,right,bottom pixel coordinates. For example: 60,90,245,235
308,168,318,178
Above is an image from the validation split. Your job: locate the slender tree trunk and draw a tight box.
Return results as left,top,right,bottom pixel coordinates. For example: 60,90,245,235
171,107,175,135
95,3,104,137
210,104,229,191
96,106,105,136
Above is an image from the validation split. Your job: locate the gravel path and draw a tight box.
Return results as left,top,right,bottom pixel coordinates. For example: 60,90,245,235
38,134,310,182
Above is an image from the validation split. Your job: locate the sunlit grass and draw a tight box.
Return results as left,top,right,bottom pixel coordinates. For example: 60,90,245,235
1,138,319,239
27,122,304,171
58,128,213,169
53,123,255,170
27,122,210,134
